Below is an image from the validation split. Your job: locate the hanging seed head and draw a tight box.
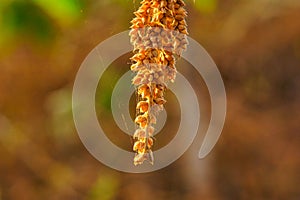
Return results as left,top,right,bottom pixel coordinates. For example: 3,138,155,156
130,0,188,165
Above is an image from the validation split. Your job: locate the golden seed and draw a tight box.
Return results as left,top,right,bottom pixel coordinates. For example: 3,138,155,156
161,0,167,7
147,138,154,148
132,76,142,85
133,129,146,139
181,29,188,34
152,49,158,57
143,59,149,65
150,115,157,124
133,141,145,152
148,74,153,82
135,115,147,124
154,98,167,105
175,15,184,21
147,126,155,136
178,24,185,30
137,101,149,113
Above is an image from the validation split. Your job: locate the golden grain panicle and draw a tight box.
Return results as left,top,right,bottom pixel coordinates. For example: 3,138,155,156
129,0,188,165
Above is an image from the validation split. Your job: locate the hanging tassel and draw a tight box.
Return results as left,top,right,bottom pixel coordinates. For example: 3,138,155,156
129,0,188,165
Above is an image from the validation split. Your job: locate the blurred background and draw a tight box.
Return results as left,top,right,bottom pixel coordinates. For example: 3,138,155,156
0,0,300,199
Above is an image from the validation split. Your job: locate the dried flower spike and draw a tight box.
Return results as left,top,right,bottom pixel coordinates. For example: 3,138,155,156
129,0,188,165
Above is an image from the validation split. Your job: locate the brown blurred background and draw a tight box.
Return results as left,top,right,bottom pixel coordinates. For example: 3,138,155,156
0,0,300,199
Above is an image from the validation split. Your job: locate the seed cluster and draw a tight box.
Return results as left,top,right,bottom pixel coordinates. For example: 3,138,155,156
129,0,188,165
130,0,188,33
130,27,188,56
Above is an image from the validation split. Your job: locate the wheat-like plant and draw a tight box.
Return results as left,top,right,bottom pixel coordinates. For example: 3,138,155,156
129,0,188,165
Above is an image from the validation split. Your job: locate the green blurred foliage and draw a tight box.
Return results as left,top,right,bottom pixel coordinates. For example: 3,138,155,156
0,0,84,44
96,66,123,112
193,0,218,14
1,1,55,42
88,174,119,200
32,0,83,26
46,88,74,140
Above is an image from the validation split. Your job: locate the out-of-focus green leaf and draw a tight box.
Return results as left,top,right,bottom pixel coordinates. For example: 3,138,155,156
88,174,119,200
194,0,218,14
46,88,73,139
32,0,84,26
1,1,55,42
96,67,121,112
0,0,84,45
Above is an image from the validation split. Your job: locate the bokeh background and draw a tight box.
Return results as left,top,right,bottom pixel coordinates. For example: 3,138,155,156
0,0,300,199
